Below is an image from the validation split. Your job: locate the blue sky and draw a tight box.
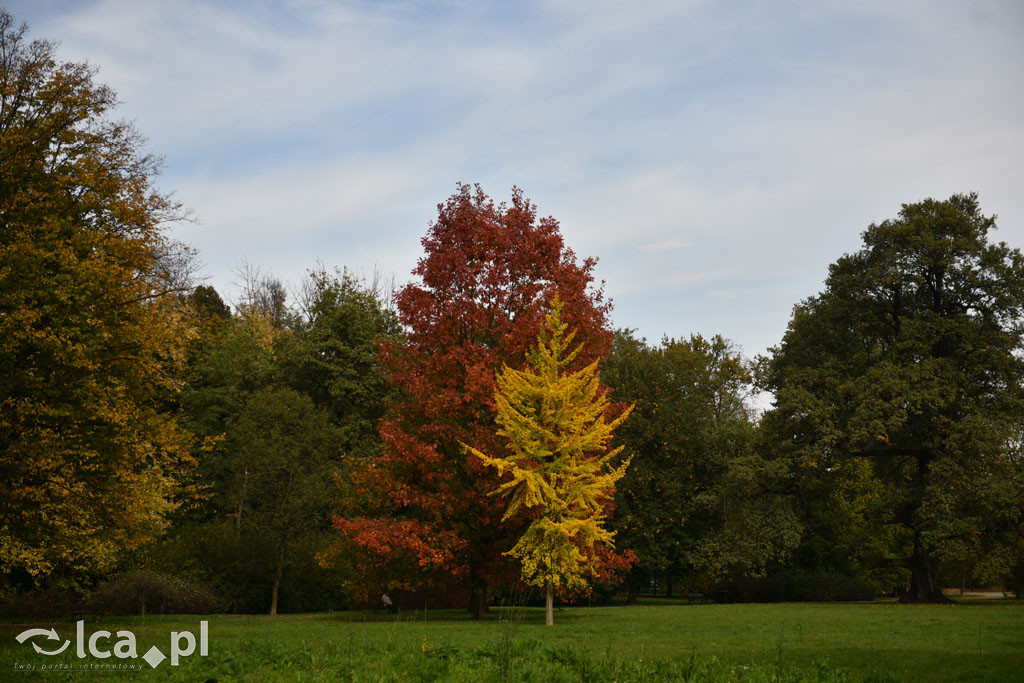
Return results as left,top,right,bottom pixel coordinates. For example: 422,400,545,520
7,0,1024,362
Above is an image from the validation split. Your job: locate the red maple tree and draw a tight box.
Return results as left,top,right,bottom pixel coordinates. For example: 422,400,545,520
329,185,616,617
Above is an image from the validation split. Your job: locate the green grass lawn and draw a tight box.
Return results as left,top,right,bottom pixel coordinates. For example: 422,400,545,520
1,599,1021,681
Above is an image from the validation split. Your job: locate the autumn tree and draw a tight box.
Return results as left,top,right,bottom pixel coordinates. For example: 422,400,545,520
0,10,194,580
760,193,1024,602
329,185,613,618
467,298,631,626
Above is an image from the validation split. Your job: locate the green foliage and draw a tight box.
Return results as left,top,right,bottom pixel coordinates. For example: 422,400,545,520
760,193,1024,601
284,266,401,463
603,331,799,593
181,269,399,507
225,388,338,538
156,268,399,613
223,387,339,614
190,285,231,321
89,570,220,616
716,570,880,603
182,313,278,458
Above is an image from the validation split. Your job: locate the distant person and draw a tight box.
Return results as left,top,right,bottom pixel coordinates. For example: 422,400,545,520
381,591,397,614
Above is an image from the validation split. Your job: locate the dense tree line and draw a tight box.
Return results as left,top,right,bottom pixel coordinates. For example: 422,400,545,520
2,10,1022,616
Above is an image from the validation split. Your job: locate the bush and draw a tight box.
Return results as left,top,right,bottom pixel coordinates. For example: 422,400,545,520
139,523,355,613
1007,560,1024,599
90,571,220,615
715,571,879,603
0,587,83,619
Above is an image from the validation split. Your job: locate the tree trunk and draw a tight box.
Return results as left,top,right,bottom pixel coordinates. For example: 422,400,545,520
235,468,249,541
270,541,286,616
545,581,553,626
468,566,489,620
666,574,674,598
900,551,950,603
626,577,639,606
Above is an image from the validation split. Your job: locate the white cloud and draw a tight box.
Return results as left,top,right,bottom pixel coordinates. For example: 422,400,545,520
7,0,1022,359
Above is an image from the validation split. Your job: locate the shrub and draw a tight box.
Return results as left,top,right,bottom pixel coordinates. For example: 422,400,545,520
90,571,220,615
716,571,879,603
0,587,83,619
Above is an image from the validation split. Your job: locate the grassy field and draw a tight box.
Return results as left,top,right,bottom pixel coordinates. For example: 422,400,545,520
1,599,1021,681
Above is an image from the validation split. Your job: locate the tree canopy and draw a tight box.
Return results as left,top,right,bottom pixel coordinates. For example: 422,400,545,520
331,185,614,618
760,193,1024,602
468,298,632,624
603,331,798,598
174,268,399,614
0,10,194,579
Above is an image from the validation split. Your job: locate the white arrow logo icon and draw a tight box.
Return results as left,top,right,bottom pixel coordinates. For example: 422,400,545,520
16,628,59,644
16,628,70,655
32,639,70,656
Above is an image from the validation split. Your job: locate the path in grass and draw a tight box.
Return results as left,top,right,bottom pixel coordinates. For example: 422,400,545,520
1,600,1020,681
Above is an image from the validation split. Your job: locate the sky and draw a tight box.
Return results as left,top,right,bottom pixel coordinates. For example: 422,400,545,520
6,0,1024,361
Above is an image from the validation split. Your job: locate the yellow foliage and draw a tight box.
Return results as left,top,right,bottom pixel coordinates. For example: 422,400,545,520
466,296,632,590
0,14,195,578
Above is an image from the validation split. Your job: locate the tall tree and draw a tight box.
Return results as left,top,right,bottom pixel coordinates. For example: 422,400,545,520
284,266,401,461
174,269,398,612
331,185,613,618
0,11,194,580
225,388,338,615
603,331,797,599
468,298,632,626
760,193,1024,602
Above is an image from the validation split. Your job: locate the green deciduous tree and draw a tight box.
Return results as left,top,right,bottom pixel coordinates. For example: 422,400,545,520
172,269,398,612
225,387,338,616
0,10,194,580
467,298,632,625
285,266,401,462
760,193,1024,602
604,331,798,600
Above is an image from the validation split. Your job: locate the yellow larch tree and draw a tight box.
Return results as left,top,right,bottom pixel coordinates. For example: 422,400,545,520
466,296,632,625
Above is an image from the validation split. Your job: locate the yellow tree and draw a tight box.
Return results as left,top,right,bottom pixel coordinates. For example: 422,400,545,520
0,11,194,581
466,297,632,625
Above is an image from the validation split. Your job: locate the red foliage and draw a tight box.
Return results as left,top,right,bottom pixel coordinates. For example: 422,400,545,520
558,545,638,602
318,517,466,598
331,185,617,611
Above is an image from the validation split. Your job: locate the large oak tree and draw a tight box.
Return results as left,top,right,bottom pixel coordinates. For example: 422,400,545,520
760,194,1024,602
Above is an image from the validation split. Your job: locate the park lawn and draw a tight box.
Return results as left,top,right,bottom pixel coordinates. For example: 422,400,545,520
0,600,1021,681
